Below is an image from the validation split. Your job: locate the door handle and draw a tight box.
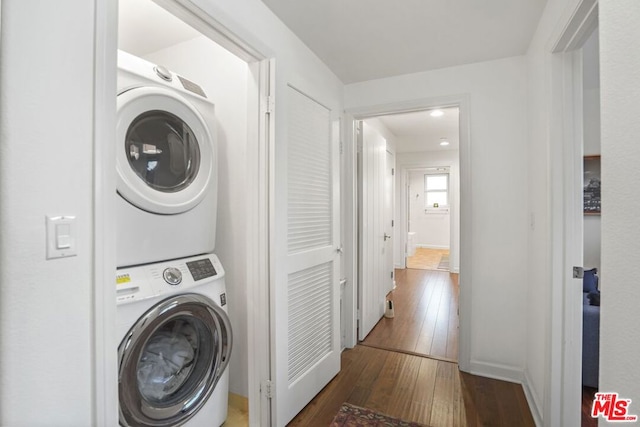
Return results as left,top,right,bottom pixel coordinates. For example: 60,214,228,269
384,234,392,241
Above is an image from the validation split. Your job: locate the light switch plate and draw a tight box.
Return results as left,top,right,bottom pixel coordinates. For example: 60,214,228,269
46,215,77,259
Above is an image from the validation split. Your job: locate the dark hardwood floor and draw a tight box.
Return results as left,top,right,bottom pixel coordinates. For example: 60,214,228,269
361,268,459,361
288,345,535,426
288,269,535,426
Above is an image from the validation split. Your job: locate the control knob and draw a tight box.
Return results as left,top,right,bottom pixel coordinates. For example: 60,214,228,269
163,267,182,285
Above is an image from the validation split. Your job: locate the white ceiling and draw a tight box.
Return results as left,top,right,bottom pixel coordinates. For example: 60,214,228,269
260,0,547,84
375,107,459,153
118,0,201,57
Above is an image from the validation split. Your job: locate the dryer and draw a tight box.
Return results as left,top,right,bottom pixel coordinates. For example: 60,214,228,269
116,50,217,267
117,253,232,427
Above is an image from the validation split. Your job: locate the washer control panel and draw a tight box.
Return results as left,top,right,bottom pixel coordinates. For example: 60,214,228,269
186,258,217,281
116,253,225,304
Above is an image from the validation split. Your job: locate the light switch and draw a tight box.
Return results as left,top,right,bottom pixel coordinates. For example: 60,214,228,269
46,216,77,259
56,224,71,249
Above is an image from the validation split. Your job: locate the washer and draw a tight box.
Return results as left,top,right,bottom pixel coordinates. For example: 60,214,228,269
117,253,231,427
116,50,217,267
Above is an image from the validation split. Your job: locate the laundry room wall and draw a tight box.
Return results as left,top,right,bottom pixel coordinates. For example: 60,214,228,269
345,56,529,382
143,36,251,398
0,1,96,425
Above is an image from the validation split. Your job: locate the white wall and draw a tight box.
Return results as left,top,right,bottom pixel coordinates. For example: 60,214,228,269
0,1,95,425
408,170,451,249
599,0,640,407
143,36,251,397
346,56,529,379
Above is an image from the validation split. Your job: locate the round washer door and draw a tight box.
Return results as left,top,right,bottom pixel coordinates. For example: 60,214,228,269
116,86,214,214
118,294,232,427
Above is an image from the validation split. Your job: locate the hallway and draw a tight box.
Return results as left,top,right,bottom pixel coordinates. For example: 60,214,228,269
289,269,535,426
362,269,458,361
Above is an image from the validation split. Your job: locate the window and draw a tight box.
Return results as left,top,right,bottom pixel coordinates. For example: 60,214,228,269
424,173,449,208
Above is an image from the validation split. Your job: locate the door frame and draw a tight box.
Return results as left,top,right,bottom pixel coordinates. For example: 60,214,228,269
344,94,472,370
93,1,274,425
546,0,598,425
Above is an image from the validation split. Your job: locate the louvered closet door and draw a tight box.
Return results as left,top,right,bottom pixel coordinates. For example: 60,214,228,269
273,86,340,426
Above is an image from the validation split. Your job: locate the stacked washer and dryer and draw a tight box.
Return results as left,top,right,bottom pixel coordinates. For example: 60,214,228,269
115,50,232,427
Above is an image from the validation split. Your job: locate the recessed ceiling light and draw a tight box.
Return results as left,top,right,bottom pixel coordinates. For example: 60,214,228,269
430,110,444,117
440,140,450,146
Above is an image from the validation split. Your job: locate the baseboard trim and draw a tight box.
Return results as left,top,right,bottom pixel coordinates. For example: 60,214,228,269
466,360,523,384
522,370,543,427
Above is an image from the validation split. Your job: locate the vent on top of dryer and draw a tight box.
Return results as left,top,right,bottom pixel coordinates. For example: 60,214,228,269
177,75,207,98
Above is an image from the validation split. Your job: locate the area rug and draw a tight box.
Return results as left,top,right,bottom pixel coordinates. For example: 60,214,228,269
330,402,427,427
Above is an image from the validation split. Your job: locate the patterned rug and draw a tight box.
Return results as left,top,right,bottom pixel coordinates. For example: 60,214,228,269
330,403,427,426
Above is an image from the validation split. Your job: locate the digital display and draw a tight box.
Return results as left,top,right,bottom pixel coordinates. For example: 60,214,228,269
186,258,217,281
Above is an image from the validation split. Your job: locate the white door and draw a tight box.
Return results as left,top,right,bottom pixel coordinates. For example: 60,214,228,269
384,150,395,293
358,122,388,340
272,86,341,426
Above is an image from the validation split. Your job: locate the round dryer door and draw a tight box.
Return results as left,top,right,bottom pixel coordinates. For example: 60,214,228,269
116,86,214,214
118,294,232,427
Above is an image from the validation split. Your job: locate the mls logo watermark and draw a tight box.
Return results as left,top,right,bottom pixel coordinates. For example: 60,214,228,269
592,392,638,422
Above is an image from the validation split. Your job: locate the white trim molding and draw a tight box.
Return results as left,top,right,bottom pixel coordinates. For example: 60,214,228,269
522,369,544,427
92,0,118,424
545,1,598,426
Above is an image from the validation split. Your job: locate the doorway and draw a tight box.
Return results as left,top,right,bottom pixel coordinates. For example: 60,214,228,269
406,167,452,271
353,105,464,363
547,1,600,424
113,1,273,425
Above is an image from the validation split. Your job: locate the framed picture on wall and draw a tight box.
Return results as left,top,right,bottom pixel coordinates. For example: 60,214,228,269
584,155,601,215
